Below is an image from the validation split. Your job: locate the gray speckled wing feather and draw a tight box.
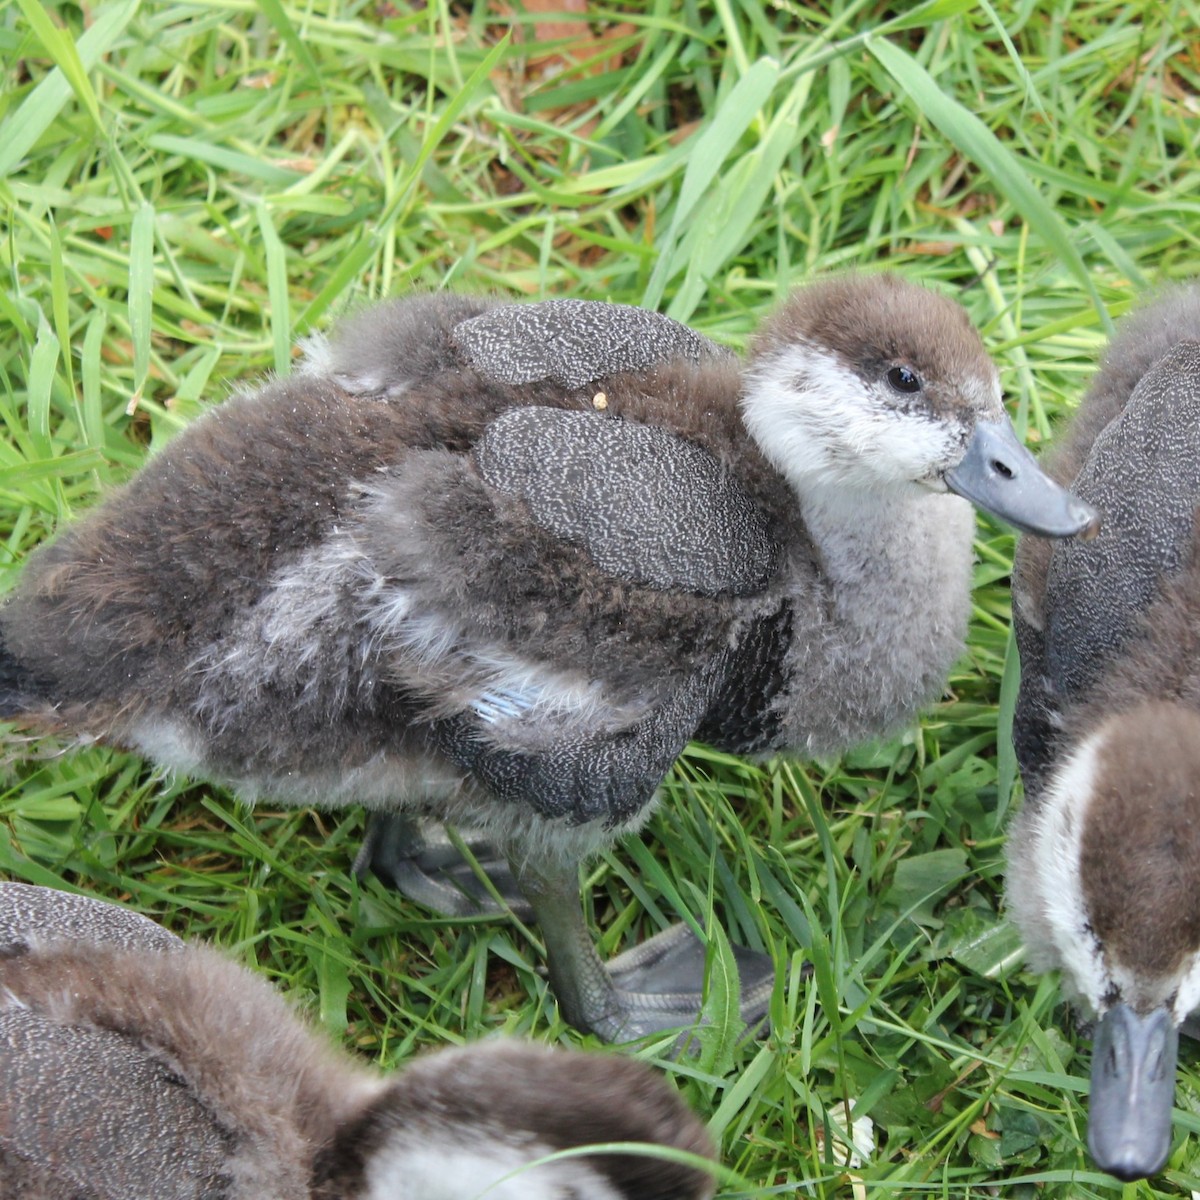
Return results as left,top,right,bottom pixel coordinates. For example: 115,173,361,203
475,408,777,596
435,650,732,825
0,1008,232,1200
452,298,731,388
0,882,183,955
1040,341,1200,707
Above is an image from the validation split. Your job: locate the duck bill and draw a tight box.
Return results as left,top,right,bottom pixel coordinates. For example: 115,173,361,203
1087,1003,1178,1181
945,419,1100,538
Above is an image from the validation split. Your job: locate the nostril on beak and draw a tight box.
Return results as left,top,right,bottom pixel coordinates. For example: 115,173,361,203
991,459,1015,480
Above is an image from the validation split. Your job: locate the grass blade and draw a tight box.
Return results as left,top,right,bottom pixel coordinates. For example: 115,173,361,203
0,0,137,178
867,36,1113,332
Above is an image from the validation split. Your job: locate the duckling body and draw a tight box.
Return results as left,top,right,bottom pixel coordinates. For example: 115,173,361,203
0,882,715,1200
0,277,1094,1039
1008,286,1200,1180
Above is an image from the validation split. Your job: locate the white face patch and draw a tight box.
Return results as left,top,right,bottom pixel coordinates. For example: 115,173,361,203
1008,725,1200,1022
1006,732,1110,1015
361,1136,625,1200
1172,951,1200,1022
740,342,964,496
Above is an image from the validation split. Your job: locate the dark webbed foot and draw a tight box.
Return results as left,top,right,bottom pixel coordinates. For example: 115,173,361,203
355,816,775,1044
602,923,775,1042
515,858,775,1044
353,813,534,921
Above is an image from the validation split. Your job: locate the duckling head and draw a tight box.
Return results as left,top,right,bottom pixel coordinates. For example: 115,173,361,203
318,1041,716,1200
1007,701,1200,1180
741,274,1099,537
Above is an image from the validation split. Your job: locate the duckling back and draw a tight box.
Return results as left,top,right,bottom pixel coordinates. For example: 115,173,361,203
1006,286,1200,1180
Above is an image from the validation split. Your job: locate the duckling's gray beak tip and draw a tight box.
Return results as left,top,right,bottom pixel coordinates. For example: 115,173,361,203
945,418,1100,539
1088,1003,1178,1182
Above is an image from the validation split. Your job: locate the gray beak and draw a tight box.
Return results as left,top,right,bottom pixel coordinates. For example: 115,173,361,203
945,419,1101,539
1088,1003,1178,1181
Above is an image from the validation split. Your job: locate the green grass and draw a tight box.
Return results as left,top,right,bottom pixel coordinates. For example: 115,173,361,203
3,0,1200,1194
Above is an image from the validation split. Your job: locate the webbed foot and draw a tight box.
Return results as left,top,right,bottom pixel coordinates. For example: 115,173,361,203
353,813,534,921
515,857,775,1044
596,923,775,1042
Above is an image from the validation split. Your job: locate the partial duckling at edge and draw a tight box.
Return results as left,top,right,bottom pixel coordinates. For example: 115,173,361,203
0,882,715,1200
0,276,1096,1041
1009,284,1200,1180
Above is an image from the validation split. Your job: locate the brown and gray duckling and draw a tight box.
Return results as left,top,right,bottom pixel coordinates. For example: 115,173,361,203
0,882,715,1199
1008,284,1200,1181
0,277,1096,1042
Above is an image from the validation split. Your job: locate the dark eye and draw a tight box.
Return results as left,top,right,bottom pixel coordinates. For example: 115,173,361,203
887,365,922,394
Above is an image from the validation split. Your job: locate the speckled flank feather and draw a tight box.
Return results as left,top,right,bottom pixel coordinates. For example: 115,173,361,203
1008,287,1200,1023
0,885,716,1200
452,297,732,387
1040,343,1200,702
475,407,778,595
1012,287,1200,754
0,881,183,956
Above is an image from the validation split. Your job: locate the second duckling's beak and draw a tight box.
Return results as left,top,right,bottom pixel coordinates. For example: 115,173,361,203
1088,1002,1178,1181
945,419,1101,538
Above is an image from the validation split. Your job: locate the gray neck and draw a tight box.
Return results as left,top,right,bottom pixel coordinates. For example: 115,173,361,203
774,482,976,754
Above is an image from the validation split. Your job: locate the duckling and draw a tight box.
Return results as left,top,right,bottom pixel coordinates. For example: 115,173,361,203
0,881,715,1199
0,276,1097,1041
1008,284,1200,1180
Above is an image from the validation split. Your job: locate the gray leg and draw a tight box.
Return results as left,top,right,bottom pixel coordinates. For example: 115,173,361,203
511,854,776,1044
512,856,625,1038
354,813,534,920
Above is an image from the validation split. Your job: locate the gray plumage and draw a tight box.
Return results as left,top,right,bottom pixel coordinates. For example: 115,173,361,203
1013,289,1200,792
0,883,716,1200
452,297,730,388
1006,285,1200,1181
0,881,182,955
1045,342,1200,691
475,407,776,595
0,276,1091,1037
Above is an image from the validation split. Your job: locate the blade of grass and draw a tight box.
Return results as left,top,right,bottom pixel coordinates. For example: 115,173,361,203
867,36,1114,333
0,0,137,178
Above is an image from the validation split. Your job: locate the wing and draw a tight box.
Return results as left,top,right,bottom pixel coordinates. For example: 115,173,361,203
356,411,777,684
348,412,779,798
451,297,731,388
1017,343,1200,787
1040,341,1200,707
0,882,182,955
431,649,734,826
319,294,732,398
0,1007,232,1200
475,407,777,596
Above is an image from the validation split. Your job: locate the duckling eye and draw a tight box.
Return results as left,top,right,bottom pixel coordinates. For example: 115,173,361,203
886,365,922,394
